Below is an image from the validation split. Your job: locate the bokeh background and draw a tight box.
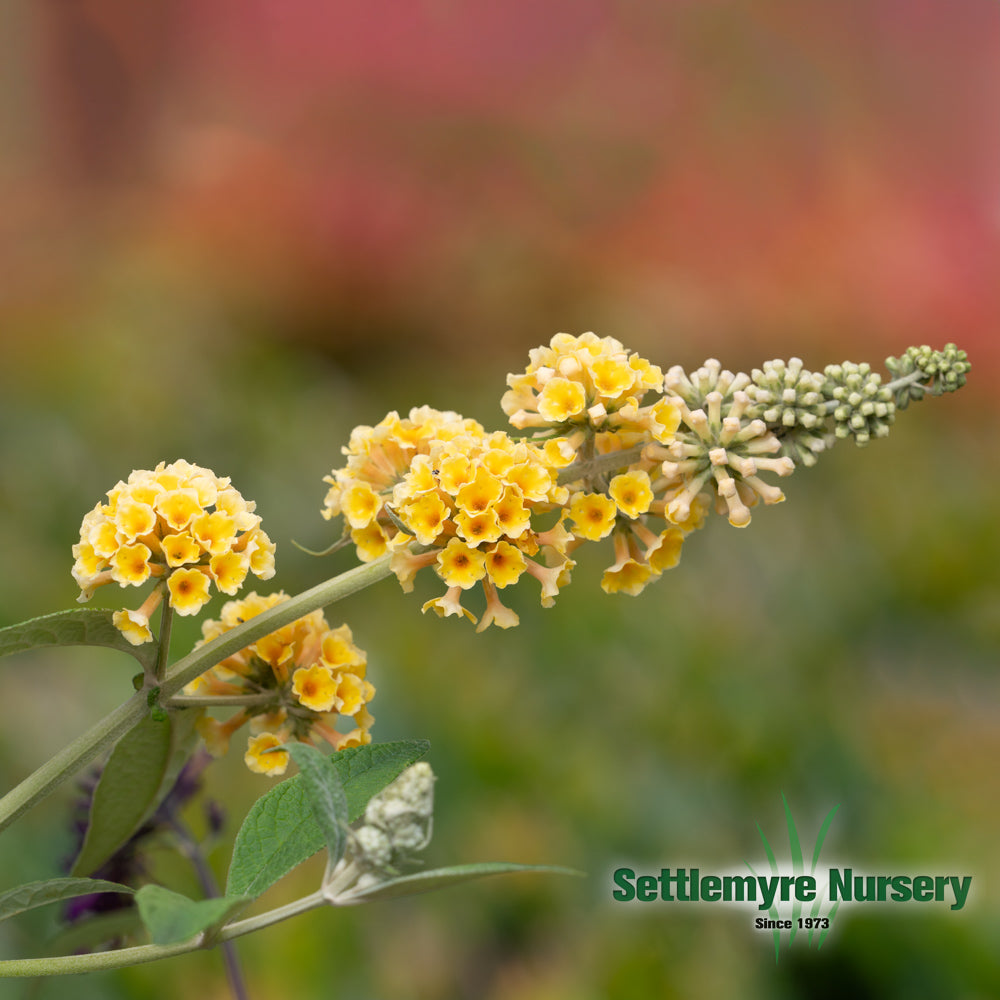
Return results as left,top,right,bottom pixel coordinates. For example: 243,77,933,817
1,1,998,997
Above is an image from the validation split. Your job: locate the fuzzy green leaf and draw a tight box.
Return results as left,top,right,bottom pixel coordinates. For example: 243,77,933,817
71,709,202,878
334,863,584,905
0,608,158,673
283,744,349,867
226,739,429,898
0,878,134,924
135,885,250,946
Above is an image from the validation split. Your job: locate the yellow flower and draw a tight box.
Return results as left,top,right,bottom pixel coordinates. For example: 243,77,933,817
156,490,203,532
162,532,201,567
112,608,153,646
502,332,665,435
351,523,389,561
326,411,574,629
341,482,381,529
245,733,290,776
455,467,504,515
590,357,635,399
542,438,577,468
435,538,487,589
455,509,503,546
568,492,617,541
492,487,531,538
609,470,653,518
292,664,339,712
647,529,684,573
436,453,473,495
422,587,477,623
114,496,157,540
209,551,250,595
167,567,212,615
192,593,376,773
399,492,449,545
192,511,238,555
335,672,375,716
484,541,527,588
601,558,653,596
477,579,520,632
320,624,366,670
537,377,587,422
110,543,153,586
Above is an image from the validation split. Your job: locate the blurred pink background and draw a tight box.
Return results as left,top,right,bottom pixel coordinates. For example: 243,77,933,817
3,0,997,378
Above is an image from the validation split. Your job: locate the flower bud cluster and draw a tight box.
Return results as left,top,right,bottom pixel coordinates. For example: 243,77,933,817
72,460,275,645
885,343,971,408
654,360,796,527
822,361,896,445
349,762,435,873
745,358,832,467
188,592,375,775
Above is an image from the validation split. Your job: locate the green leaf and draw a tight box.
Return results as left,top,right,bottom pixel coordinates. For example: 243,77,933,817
283,744,349,867
0,608,158,673
71,708,203,877
0,878,134,924
334,863,584,905
135,885,250,946
227,739,429,898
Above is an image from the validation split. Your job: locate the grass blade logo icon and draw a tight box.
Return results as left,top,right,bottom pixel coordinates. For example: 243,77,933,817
747,795,840,962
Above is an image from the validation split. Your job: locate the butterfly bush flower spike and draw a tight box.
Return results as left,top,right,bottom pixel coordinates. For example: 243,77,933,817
321,334,969,629
72,459,275,645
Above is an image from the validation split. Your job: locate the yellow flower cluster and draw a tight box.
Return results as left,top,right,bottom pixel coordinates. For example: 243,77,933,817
501,331,676,442
189,592,374,775
321,407,486,562
502,332,693,597
72,460,275,645
388,428,574,630
321,407,577,629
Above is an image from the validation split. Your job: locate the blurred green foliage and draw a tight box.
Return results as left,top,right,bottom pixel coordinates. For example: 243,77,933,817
0,317,995,998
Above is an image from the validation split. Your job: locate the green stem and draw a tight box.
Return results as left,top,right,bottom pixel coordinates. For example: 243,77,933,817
558,444,644,485
154,600,175,683
0,891,328,978
164,692,278,709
